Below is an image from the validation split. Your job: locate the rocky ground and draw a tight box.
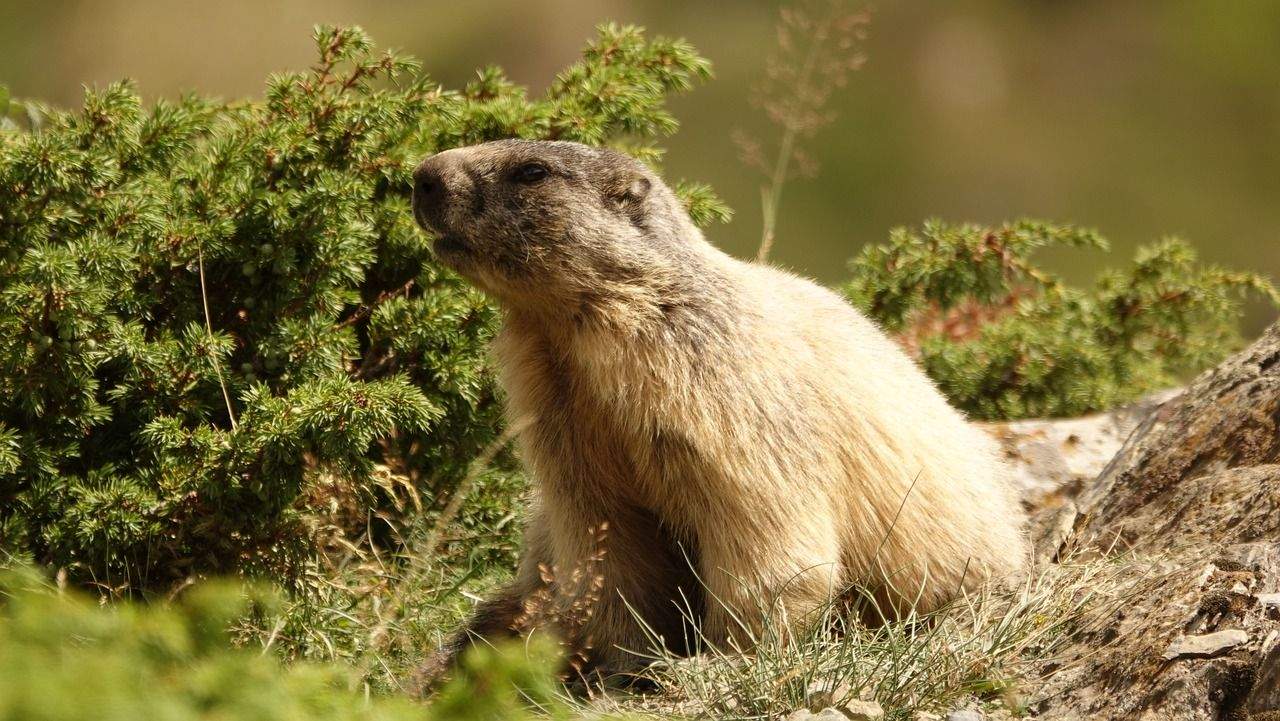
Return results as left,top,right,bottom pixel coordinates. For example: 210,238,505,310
1003,322,1280,720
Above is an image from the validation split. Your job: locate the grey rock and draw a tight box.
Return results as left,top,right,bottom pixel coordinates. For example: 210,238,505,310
841,699,885,720
985,390,1177,510
1160,629,1248,660
1029,322,1280,720
788,702,885,721
1073,324,1280,550
788,709,848,721
1030,501,1077,565
803,679,850,711
1247,642,1280,713
945,711,984,721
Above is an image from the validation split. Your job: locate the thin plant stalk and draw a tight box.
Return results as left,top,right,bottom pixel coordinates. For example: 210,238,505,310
757,20,830,263
198,247,237,430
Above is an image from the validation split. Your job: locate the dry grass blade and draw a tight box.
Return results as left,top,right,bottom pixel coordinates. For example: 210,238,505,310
197,247,237,429
739,0,871,262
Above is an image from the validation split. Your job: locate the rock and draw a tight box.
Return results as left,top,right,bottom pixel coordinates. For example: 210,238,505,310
1030,322,1280,720
789,702,885,721
801,680,881,719
788,709,850,721
1072,325,1280,550
1259,593,1280,612
804,679,851,710
945,710,984,721
841,699,884,720
1248,643,1280,713
984,390,1177,510
1161,630,1249,660
1029,501,1077,565
1264,630,1280,654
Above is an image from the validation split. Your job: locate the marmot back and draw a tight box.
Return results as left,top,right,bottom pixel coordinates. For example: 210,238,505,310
411,139,1027,680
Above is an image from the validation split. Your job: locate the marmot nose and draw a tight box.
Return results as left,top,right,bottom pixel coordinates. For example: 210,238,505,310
412,162,446,213
412,153,471,232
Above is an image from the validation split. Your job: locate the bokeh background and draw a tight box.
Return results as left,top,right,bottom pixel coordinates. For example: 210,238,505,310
3,0,1278,331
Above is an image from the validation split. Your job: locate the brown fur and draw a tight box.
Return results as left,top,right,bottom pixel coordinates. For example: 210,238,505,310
410,140,1028,681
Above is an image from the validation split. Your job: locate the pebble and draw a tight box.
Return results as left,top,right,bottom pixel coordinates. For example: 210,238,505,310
843,699,885,720
804,679,851,710
787,701,884,721
1161,629,1248,660
786,709,848,721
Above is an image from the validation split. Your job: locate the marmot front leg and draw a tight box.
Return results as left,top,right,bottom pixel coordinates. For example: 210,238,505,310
695,506,841,651
413,507,552,693
540,504,701,679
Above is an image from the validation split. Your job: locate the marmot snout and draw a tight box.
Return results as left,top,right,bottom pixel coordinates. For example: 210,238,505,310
413,139,1028,680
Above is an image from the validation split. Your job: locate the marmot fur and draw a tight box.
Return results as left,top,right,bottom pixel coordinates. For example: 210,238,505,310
411,139,1027,678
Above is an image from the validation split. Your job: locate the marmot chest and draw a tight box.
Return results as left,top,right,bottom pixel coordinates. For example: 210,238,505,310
509,347,705,521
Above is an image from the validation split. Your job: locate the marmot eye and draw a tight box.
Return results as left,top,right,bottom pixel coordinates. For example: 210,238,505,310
512,163,549,184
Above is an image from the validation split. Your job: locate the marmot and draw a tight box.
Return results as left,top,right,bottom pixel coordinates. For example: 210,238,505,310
411,139,1027,678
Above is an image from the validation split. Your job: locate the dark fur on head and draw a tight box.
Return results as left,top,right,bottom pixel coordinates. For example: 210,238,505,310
412,140,708,318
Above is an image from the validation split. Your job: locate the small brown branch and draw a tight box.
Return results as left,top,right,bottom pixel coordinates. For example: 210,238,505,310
334,278,416,330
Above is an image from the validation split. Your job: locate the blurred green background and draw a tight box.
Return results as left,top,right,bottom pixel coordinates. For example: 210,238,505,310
2,0,1277,332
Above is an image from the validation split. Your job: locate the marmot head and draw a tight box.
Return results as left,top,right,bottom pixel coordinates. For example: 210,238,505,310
412,140,703,311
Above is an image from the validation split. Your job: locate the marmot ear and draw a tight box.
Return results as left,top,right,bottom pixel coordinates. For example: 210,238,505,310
622,175,651,202
605,172,652,224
